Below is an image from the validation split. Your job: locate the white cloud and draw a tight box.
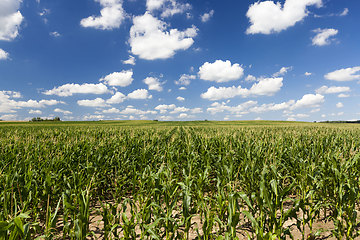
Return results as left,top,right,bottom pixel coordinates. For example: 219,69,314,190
191,108,202,114
50,31,61,37
179,87,186,90
0,114,17,121
144,77,163,91
336,102,344,108
312,28,338,46
245,74,257,82
200,10,214,22
146,0,166,11
127,89,152,99
80,0,125,30
106,92,126,104
250,100,295,113
129,12,197,60
338,93,349,98
198,60,244,83
1,91,63,113
250,77,283,96
201,86,247,101
29,109,42,115
305,72,312,76
121,106,156,115
178,113,189,118
315,85,350,94
170,106,189,114
175,74,195,86
340,8,349,17
155,104,176,113
103,107,120,113
310,108,320,113
100,70,133,87
176,96,185,101
207,101,257,115
290,94,324,110
147,0,191,18
77,98,108,107
43,83,109,97
17,99,64,108
0,49,9,60
54,108,72,115
206,93,324,117
122,55,136,65
83,114,104,120
0,0,24,41
246,0,322,34
325,67,360,81
201,77,283,101
286,113,310,119
273,66,292,77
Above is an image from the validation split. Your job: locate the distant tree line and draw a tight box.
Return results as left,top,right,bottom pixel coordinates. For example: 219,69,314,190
319,120,360,124
30,117,61,122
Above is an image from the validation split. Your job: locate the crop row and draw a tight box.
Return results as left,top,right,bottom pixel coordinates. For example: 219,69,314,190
0,125,360,239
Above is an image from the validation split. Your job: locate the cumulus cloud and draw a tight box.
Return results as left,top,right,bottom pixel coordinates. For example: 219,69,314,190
200,10,214,22
315,85,350,94
83,114,104,120
339,8,349,17
127,89,152,99
50,31,61,37
305,72,312,76
206,93,324,116
0,0,24,41
146,0,191,18
121,106,156,115
155,104,176,113
129,12,197,60
77,98,108,107
325,67,360,81
29,109,42,115
312,28,338,46
245,75,257,82
290,94,324,110
17,99,64,108
201,77,283,101
175,74,196,86
80,0,125,30
106,92,126,104
338,93,349,98
0,49,9,60
170,106,190,114
246,0,322,35
103,108,120,114
0,114,17,121
144,77,163,91
250,100,295,113
100,70,133,87
0,91,60,113
273,66,292,77
207,101,257,115
54,108,72,115
43,83,109,97
198,60,244,83
122,55,136,65
336,102,343,108
176,96,185,101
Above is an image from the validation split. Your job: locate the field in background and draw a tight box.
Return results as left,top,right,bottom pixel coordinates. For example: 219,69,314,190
1,121,360,239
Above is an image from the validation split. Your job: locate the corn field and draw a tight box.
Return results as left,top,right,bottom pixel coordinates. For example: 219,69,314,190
1,121,360,239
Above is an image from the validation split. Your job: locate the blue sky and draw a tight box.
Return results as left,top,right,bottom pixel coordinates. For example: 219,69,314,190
0,0,359,121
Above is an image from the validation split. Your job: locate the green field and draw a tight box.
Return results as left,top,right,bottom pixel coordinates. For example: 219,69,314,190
1,121,360,239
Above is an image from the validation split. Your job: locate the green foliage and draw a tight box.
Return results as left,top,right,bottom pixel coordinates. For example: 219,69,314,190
0,122,360,238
